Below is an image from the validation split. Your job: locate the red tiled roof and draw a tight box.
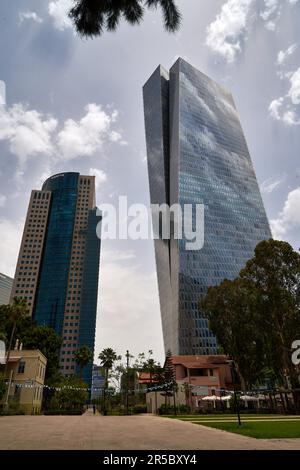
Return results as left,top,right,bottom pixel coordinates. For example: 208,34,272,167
138,372,158,384
170,355,228,368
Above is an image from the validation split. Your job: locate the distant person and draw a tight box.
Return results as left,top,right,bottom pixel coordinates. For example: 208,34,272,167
93,404,96,415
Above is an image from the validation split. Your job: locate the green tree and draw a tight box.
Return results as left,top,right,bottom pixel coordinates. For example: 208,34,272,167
98,347,121,414
240,239,300,389
161,349,177,410
201,278,265,389
21,325,62,380
3,298,28,377
0,306,62,381
69,0,181,38
139,350,162,386
201,239,300,390
74,345,93,378
53,375,88,411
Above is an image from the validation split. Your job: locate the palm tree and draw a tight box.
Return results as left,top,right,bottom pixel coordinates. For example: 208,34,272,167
4,298,29,377
73,345,93,378
69,0,181,38
98,347,121,414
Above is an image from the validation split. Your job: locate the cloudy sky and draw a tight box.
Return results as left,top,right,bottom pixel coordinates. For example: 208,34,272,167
0,0,299,365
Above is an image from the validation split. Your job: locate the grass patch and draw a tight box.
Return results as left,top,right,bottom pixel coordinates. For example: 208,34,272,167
196,420,300,439
164,414,290,420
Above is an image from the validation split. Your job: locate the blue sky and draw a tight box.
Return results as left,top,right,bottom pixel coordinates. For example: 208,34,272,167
0,0,299,364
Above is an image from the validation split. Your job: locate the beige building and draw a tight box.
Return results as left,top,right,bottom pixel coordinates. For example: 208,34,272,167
1,349,47,414
10,189,51,316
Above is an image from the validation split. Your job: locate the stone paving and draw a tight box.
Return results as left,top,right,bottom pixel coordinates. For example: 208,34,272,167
1,412,300,450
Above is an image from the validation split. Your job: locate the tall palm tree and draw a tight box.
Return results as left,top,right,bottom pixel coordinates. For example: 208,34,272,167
98,347,121,414
69,0,181,38
74,345,93,378
4,298,29,377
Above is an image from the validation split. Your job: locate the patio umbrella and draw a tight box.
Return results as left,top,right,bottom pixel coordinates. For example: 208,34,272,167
220,395,232,401
240,395,258,401
201,396,221,401
201,395,221,408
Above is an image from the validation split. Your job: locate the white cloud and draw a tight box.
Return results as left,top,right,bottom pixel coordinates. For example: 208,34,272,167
95,250,164,361
260,175,286,194
260,0,281,31
57,104,120,160
206,0,298,62
269,68,300,126
0,99,123,169
277,44,297,66
206,0,254,63
288,68,300,105
101,249,137,263
89,168,107,189
0,219,23,277
269,97,284,120
48,0,73,31
19,11,43,25
0,103,57,162
0,80,5,106
271,187,300,239
282,109,300,125
0,194,7,207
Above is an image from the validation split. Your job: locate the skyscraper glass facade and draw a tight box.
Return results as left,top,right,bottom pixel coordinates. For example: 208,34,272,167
144,58,272,356
11,172,101,384
33,173,79,334
0,273,13,305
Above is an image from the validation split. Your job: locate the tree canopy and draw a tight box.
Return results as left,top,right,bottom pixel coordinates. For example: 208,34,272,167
0,305,62,380
201,239,300,390
69,0,181,38
74,345,93,378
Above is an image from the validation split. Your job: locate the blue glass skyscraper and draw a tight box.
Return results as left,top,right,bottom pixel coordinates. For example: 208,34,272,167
11,172,101,386
143,58,271,356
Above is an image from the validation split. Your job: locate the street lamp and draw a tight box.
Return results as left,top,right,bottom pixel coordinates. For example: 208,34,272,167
227,359,241,426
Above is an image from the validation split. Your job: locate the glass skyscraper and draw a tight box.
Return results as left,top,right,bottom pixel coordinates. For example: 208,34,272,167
143,58,272,356
0,272,13,305
11,172,101,386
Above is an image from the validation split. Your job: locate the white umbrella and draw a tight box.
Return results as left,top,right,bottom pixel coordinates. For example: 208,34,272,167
257,394,267,400
201,395,221,401
240,395,258,401
200,395,221,409
221,395,232,401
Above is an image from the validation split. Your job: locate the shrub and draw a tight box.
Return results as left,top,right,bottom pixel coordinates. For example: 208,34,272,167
133,404,147,414
178,404,190,414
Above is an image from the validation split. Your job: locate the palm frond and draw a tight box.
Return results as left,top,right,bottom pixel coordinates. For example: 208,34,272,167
122,0,144,25
159,0,181,32
69,0,105,38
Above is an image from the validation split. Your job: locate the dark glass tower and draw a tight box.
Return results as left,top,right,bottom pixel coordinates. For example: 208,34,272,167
143,58,272,356
11,172,101,386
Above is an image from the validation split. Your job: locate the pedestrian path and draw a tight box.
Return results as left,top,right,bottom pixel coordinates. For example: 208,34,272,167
0,414,300,450
83,407,100,416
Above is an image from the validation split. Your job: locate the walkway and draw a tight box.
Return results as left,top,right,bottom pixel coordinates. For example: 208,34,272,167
0,414,300,450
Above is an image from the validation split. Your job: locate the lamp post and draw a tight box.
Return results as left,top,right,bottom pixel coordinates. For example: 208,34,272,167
228,360,241,426
125,350,130,415
4,369,13,411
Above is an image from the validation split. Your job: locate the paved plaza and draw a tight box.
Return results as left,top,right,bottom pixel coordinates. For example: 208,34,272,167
1,411,300,450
